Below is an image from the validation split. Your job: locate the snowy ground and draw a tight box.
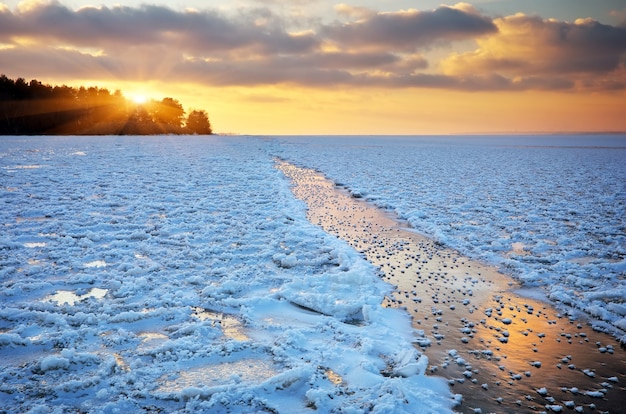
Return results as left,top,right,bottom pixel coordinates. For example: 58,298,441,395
0,136,453,413
270,135,626,339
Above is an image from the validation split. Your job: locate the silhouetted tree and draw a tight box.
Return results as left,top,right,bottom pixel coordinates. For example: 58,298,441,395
0,74,212,135
186,109,212,135
152,97,185,129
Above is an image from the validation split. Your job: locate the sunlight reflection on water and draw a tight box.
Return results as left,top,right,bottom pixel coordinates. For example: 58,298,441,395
278,159,626,414
46,288,108,306
157,359,276,393
84,260,107,268
192,307,249,341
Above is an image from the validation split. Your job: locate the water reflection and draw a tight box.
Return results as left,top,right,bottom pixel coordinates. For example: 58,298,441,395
23,242,46,248
278,160,626,414
84,260,107,268
192,307,249,341
137,332,169,353
157,359,276,394
46,288,108,306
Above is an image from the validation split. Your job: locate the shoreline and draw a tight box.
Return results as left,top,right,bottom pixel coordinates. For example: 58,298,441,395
277,159,626,413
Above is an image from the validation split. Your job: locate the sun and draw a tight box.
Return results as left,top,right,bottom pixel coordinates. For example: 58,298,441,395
130,94,148,105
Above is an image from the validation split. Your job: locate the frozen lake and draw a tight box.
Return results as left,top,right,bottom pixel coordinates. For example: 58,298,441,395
1,134,624,413
0,136,451,413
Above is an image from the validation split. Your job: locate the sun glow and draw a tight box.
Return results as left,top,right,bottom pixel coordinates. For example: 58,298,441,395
130,94,148,104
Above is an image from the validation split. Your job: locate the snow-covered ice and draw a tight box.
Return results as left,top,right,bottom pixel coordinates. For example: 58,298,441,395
270,135,626,339
0,136,453,413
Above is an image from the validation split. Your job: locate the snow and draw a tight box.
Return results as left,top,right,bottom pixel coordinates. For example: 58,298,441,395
270,135,626,338
2,134,625,412
0,136,453,413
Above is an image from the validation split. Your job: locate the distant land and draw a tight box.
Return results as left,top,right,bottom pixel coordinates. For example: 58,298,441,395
0,75,213,136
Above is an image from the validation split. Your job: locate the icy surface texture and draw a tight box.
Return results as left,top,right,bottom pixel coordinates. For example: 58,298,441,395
0,136,452,413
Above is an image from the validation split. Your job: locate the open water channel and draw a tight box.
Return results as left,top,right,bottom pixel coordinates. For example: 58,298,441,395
277,160,625,414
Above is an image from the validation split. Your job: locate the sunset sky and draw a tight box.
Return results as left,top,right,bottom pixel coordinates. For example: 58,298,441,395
1,0,625,134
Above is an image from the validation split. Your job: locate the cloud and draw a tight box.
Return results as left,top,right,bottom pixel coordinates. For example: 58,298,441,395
323,5,497,51
0,2,624,92
441,13,626,90
0,2,461,86
334,4,376,20
0,45,113,79
1,2,495,55
0,2,319,54
168,58,575,92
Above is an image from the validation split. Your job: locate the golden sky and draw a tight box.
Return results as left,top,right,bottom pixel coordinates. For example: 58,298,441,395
1,0,625,134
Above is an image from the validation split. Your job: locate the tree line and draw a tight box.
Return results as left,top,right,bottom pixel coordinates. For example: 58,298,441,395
0,75,212,135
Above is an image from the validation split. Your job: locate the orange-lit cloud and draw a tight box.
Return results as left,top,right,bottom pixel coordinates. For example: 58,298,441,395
0,2,496,89
442,13,626,91
2,1,625,92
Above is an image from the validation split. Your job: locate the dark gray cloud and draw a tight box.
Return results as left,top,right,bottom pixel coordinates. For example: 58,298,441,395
546,18,626,74
323,5,497,51
0,2,319,54
297,51,405,70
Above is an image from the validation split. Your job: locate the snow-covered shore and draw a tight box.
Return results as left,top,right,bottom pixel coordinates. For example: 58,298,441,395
270,135,626,339
0,136,453,413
